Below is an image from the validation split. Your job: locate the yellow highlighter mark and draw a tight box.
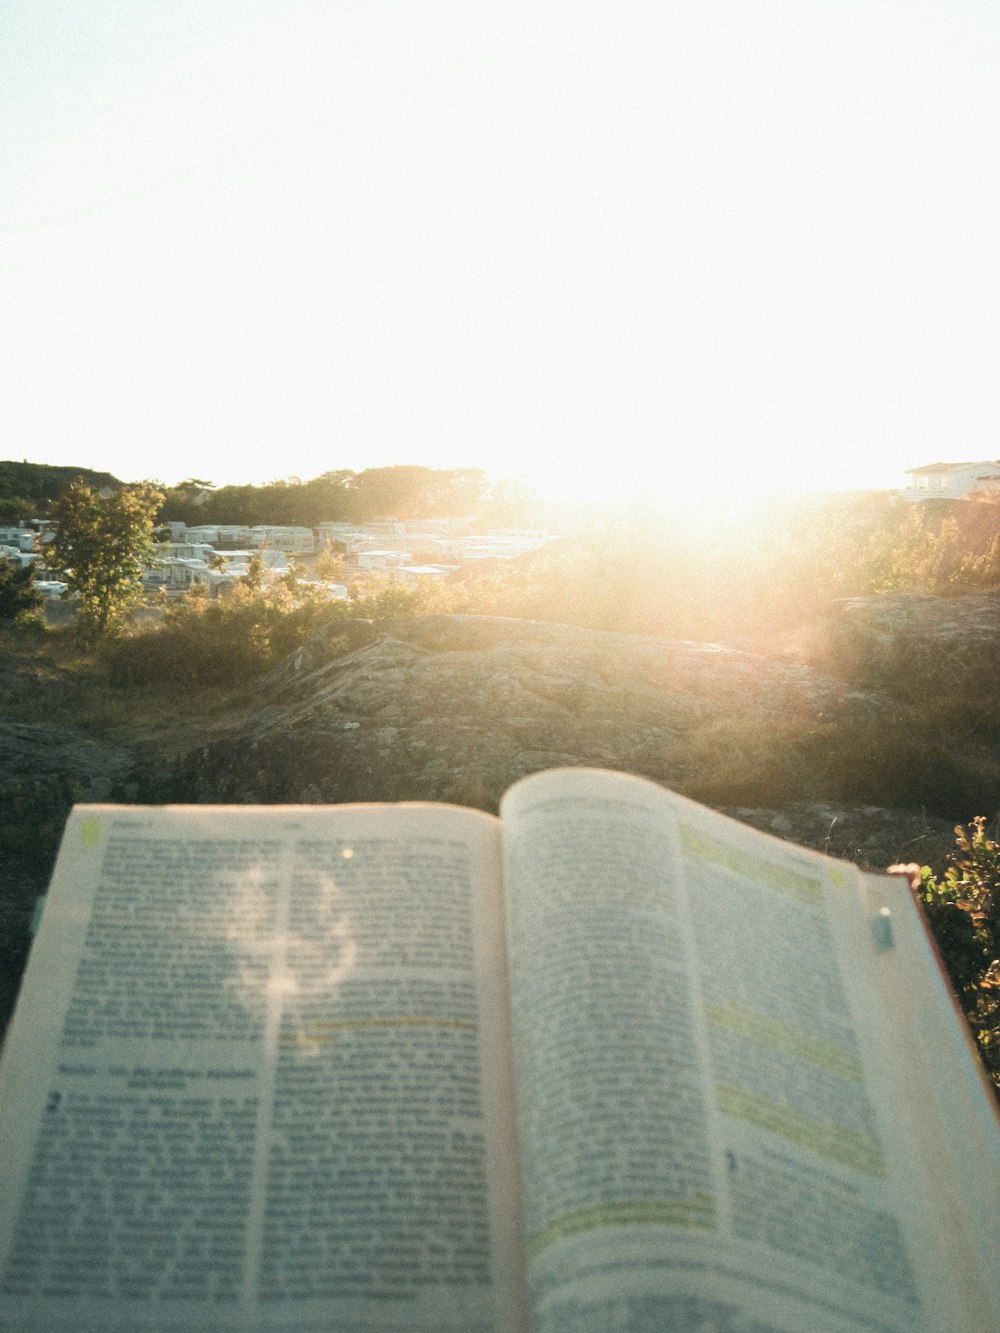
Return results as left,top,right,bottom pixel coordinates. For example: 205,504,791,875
527,1194,717,1262
680,825,821,906
716,1084,886,1176
826,864,850,891
706,1000,863,1081
278,1015,476,1047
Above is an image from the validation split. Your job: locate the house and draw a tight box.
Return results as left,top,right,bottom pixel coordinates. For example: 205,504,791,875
0,544,34,567
166,542,216,563
355,549,413,571
0,526,37,553
211,549,289,576
902,461,1000,501
249,526,315,554
32,580,68,599
148,559,211,592
183,525,253,548
395,564,459,582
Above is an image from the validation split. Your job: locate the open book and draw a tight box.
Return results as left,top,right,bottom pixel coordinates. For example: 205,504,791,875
1,768,998,1331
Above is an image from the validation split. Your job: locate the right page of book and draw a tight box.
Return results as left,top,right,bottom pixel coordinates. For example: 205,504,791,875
500,767,999,1333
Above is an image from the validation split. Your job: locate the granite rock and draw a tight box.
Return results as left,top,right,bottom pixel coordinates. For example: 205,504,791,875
145,614,915,813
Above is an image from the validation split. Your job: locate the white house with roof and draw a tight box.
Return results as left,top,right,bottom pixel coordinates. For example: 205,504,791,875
249,526,315,554
0,544,34,567
0,526,37,552
143,543,291,594
355,549,413,571
213,549,289,576
902,461,1000,501
183,524,254,548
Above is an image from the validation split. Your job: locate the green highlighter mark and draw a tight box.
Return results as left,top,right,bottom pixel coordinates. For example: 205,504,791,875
79,817,102,849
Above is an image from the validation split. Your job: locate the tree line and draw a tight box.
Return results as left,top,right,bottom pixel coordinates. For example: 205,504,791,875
0,462,120,522
159,466,530,527
0,461,537,528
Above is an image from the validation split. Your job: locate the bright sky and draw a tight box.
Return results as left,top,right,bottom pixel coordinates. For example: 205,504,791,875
1,0,998,507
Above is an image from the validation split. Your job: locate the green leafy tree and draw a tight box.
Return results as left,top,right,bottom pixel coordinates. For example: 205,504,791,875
50,481,164,641
0,496,36,524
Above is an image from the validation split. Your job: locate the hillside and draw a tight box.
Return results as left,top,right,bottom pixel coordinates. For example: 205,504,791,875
0,460,122,519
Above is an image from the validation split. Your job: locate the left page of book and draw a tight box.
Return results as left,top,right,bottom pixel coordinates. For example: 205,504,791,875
0,802,525,1332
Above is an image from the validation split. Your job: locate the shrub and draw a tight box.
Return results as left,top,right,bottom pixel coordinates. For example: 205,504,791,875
858,500,1000,596
0,561,43,622
103,575,448,690
917,818,1000,1094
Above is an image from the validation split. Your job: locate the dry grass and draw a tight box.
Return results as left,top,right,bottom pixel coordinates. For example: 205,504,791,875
0,621,258,757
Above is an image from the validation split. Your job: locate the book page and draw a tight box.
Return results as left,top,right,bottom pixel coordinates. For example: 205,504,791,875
858,867,1000,1319
501,767,996,1333
0,803,525,1332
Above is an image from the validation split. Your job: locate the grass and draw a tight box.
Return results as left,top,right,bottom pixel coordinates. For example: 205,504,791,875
0,620,259,755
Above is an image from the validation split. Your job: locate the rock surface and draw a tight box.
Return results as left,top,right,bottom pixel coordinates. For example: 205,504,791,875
144,614,915,813
810,592,1000,682
723,802,956,873
0,720,134,849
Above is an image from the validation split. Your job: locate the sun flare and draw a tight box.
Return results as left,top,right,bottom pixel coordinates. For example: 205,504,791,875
1,2,997,501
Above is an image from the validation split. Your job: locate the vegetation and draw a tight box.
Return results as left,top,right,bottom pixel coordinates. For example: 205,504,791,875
856,499,1000,595
0,561,43,623
0,460,121,521
0,460,537,529
85,493,1000,816
158,466,509,528
104,574,437,688
916,821,1000,1092
49,481,164,642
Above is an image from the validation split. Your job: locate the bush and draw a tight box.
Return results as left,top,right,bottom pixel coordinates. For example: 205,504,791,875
858,500,1000,596
0,561,43,623
917,818,1000,1095
103,576,448,690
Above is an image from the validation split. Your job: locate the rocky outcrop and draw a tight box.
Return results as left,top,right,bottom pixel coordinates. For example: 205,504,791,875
801,593,1000,817
810,592,1000,688
0,721,133,852
141,614,924,815
723,802,957,874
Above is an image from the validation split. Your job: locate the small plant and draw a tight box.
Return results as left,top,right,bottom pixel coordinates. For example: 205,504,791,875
916,818,1000,1095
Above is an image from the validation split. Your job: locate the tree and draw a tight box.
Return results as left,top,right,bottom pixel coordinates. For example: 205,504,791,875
50,481,164,640
0,496,36,524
